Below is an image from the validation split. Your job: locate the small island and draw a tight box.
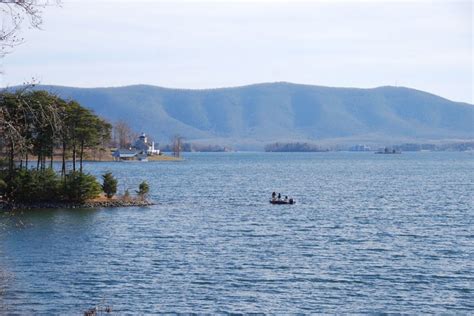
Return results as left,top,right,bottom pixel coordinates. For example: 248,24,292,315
265,142,328,152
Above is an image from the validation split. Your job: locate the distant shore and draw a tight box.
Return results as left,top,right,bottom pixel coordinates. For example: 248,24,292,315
11,153,183,163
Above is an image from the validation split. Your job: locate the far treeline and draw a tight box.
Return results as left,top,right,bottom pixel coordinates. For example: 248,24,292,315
265,142,329,152
264,141,474,152
160,142,232,153
0,89,147,205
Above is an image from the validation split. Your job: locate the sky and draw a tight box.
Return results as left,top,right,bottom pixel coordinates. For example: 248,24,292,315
0,0,472,103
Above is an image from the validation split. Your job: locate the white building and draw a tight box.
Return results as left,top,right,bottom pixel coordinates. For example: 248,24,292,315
113,133,160,161
134,133,160,155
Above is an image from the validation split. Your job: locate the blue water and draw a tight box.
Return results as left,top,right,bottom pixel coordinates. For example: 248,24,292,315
1,152,473,313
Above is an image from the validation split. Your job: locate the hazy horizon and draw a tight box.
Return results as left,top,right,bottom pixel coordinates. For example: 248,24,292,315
0,0,472,103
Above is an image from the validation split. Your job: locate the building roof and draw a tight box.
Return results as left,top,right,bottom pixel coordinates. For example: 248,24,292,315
113,149,138,157
119,153,137,158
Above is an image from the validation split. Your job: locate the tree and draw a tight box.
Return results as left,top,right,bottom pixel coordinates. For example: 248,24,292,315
76,113,111,173
26,91,64,170
0,91,28,175
0,89,110,177
63,171,101,203
171,135,183,158
7,168,60,202
113,120,135,149
0,89,117,205
0,1,61,57
101,172,117,199
0,89,64,175
63,101,111,173
137,181,149,199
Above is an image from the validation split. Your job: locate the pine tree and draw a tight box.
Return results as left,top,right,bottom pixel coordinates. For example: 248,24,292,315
137,181,149,199
102,172,118,199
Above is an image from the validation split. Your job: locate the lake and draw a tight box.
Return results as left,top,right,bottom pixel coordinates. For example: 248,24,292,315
1,152,473,313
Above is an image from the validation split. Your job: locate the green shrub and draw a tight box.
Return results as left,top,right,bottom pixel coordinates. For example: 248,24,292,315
1,168,106,204
63,171,101,202
137,181,149,199
8,168,61,203
101,172,118,199
35,168,62,201
7,169,32,202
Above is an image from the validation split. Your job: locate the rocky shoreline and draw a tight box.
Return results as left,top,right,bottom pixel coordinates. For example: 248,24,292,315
0,199,154,211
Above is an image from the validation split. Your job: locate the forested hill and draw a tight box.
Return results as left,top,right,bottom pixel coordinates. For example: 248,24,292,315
25,82,474,149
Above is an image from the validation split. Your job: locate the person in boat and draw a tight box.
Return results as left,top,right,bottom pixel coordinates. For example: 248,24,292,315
289,198,294,204
278,193,281,200
272,192,276,201
284,196,288,202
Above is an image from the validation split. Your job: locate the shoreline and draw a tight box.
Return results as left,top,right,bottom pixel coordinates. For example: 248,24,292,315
8,154,183,163
0,199,154,211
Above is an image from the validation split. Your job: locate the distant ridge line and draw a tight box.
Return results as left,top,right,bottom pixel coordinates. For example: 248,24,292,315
5,82,472,150
7,81,466,103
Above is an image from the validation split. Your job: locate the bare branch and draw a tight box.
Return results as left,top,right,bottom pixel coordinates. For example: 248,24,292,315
0,1,61,57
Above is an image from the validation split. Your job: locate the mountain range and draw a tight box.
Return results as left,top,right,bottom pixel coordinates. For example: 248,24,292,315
26,82,473,150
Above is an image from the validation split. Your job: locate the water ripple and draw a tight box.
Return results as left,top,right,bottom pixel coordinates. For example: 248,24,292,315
1,152,473,313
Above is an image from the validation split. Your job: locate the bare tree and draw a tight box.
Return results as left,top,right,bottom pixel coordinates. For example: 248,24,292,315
171,135,182,158
113,120,134,149
0,88,64,175
0,0,60,57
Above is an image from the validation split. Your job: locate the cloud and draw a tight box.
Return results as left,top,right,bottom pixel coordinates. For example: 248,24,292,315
1,0,472,103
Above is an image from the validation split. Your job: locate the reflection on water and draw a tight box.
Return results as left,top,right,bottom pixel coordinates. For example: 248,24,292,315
0,152,473,313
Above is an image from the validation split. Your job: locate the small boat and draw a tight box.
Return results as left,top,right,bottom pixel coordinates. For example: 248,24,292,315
270,199,295,205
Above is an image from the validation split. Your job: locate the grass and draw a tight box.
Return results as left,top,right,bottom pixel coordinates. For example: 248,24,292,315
147,154,183,161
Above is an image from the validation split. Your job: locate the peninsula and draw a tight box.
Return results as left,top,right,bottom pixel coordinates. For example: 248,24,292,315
0,90,154,210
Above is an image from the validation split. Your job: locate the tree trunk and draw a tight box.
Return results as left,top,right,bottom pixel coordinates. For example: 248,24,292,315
37,152,40,170
72,143,76,172
61,141,66,176
50,149,53,169
79,140,84,173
